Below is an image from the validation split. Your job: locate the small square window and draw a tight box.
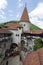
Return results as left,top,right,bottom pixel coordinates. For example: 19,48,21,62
24,24,25,26
19,27,21,29
16,34,18,36
18,34,19,36
16,34,19,36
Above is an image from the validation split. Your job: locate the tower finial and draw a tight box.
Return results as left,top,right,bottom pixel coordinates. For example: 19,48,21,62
25,2,26,7
25,0,27,8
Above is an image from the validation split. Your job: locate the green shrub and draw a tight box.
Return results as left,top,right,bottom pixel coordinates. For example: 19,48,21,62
33,38,43,51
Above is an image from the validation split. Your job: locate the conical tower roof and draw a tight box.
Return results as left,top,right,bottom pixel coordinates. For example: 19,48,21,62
20,7,30,22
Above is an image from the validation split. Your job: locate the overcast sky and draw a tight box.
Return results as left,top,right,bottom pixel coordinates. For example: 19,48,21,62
0,0,43,29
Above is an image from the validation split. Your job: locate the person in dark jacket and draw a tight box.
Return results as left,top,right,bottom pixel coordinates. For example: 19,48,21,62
6,61,8,65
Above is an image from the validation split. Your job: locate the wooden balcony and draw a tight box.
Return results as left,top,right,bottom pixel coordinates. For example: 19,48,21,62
0,37,4,41
0,36,11,42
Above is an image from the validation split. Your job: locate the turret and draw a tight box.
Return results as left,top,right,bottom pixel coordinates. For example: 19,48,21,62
20,6,30,32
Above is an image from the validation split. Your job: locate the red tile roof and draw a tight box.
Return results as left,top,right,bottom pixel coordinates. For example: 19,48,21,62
24,48,43,65
0,28,12,34
4,23,23,30
20,7,30,22
23,30,43,34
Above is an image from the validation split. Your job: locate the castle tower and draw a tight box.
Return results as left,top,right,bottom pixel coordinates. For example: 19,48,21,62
20,6,30,32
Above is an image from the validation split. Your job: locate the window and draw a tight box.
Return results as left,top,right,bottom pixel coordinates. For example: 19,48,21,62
19,27,21,29
24,24,25,26
18,34,19,36
16,34,17,36
16,34,19,36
